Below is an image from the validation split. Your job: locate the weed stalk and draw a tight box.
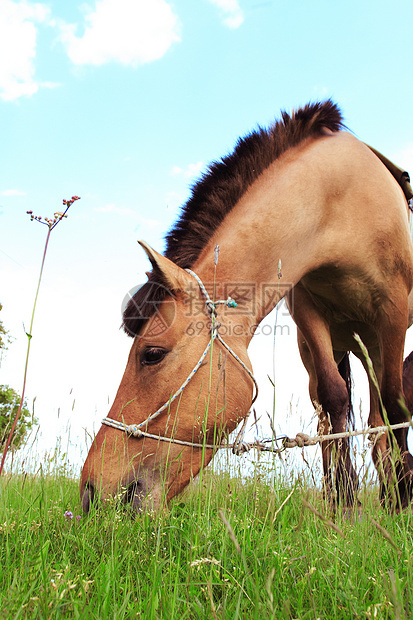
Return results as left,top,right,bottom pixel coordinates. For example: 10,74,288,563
0,196,80,477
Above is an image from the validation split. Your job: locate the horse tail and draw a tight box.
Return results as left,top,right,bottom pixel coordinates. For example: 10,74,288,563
338,352,355,430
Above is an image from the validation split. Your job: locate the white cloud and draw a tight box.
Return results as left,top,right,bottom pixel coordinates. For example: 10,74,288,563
60,0,181,67
170,161,204,180
93,203,161,229
138,216,162,230
0,0,51,101
1,188,27,196
208,0,244,29
312,85,329,98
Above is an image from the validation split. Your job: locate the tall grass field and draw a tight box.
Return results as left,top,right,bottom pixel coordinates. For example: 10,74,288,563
3,194,412,617
1,447,412,619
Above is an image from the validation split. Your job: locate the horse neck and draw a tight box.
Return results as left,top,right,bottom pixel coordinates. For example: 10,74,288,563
192,154,327,337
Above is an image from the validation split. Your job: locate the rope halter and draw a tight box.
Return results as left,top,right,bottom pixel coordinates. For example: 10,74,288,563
101,268,258,451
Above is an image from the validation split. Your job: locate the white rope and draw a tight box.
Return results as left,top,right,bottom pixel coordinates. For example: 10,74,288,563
279,420,413,449
101,416,413,454
186,268,258,405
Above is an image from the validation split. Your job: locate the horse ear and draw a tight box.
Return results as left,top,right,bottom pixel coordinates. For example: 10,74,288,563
138,240,192,292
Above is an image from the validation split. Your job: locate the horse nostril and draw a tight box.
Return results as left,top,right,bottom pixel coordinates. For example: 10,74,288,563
82,482,95,513
124,480,146,511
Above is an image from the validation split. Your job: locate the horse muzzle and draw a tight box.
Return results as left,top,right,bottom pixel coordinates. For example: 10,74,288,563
81,471,163,514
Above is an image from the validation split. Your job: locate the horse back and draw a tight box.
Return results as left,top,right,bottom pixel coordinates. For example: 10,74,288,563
306,131,413,277
290,131,413,343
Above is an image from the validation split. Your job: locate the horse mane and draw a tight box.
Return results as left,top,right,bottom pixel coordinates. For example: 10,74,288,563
123,99,345,336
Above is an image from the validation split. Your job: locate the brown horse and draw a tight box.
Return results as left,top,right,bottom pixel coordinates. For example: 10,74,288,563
81,101,413,513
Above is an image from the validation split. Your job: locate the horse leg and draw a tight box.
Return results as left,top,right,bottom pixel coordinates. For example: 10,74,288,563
290,286,358,507
353,346,390,504
376,306,413,510
296,330,334,503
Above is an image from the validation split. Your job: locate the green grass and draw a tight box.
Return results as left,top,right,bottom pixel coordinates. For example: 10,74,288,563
1,454,413,620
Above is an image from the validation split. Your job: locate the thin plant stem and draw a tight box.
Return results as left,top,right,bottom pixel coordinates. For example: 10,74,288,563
197,247,219,504
0,229,51,476
0,196,79,476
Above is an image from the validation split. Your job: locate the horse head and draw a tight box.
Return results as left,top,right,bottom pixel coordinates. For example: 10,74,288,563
80,241,255,513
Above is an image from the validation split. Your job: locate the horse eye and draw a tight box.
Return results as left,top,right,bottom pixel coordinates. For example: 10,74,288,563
141,347,168,366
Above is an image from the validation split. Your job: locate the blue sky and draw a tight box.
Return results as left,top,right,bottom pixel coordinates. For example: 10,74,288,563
1,0,413,470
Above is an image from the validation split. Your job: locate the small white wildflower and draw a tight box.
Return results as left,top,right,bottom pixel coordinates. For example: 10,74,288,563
190,557,220,568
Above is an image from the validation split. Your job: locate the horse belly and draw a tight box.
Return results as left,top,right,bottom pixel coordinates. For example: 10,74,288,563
297,266,388,352
300,266,383,321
